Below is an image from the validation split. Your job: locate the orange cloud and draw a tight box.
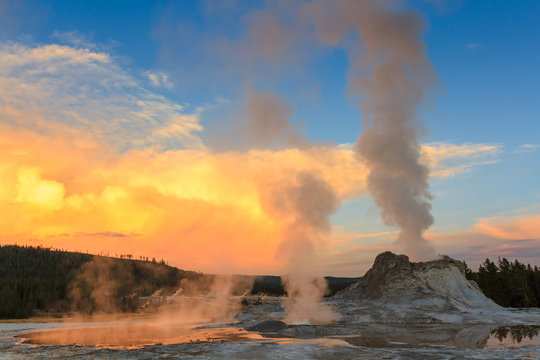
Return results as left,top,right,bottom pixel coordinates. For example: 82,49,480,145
421,142,501,177
473,215,540,240
0,42,367,274
422,214,540,271
0,42,509,275
318,214,540,276
0,122,368,274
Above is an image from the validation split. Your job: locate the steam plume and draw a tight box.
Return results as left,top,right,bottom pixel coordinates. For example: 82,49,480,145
304,0,437,259
262,172,339,323
244,90,300,148
208,89,308,151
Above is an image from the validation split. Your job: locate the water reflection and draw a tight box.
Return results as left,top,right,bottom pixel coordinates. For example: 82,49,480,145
11,322,540,350
489,325,540,346
15,324,267,348
274,324,540,349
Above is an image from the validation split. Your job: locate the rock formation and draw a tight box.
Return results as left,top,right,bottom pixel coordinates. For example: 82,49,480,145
240,251,540,331
331,251,538,325
336,251,498,310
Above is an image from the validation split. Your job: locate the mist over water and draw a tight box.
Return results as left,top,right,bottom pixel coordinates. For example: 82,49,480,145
265,172,339,324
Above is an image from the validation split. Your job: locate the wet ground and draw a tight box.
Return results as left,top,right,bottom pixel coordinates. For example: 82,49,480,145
2,321,540,359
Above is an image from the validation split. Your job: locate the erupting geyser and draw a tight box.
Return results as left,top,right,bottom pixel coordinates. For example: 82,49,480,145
267,0,440,323
266,172,339,324
352,1,437,260
304,0,438,259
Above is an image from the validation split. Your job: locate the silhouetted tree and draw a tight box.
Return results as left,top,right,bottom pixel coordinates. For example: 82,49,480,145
467,257,540,308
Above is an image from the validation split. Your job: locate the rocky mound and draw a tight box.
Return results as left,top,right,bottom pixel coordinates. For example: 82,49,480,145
239,252,540,328
335,251,500,312
336,251,499,311
331,252,520,324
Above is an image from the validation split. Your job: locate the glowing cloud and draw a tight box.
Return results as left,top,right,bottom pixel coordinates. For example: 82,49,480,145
15,167,65,211
473,215,540,240
0,41,506,275
0,42,203,151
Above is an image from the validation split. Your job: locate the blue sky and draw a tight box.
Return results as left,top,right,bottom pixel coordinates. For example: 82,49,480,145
5,0,536,144
0,0,539,274
3,0,538,139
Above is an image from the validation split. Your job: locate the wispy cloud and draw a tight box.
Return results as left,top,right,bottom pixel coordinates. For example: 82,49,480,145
50,30,97,49
466,43,482,51
513,143,539,153
472,214,540,240
421,141,502,177
145,70,174,88
0,42,203,151
426,213,540,268
320,212,540,275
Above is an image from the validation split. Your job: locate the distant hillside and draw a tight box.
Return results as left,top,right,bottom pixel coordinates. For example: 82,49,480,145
0,245,200,318
0,245,362,319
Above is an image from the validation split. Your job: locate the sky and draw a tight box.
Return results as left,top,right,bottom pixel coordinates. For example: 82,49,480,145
0,0,539,276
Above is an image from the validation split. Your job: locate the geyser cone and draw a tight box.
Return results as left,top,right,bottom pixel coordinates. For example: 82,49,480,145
336,251,502,312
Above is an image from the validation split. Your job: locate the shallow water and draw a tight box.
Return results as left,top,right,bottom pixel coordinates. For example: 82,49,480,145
3,322,540,359
16,323,268,348
487,325,540,347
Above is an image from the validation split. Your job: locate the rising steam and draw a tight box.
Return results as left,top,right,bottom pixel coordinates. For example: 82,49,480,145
221,0,439,322
303,0,438,259
68,1,439,328
261,172,339,324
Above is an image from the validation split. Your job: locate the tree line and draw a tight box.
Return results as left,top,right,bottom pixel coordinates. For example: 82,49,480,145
2,245,539,319
0,245,199,318
466,257,540,308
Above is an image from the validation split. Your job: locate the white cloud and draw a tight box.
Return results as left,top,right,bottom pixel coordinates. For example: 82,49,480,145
466,43,482,51
145,70,174,88
0,42,203,151
421,142,502,177
514,143,539,153
50,30,97,49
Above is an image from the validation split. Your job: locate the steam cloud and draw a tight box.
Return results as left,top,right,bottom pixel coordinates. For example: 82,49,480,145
302,0,437,259
236,90,339,323
215,0,439,322
5,0,443,332
244,90,308,149
221,0,438,260
70,257,252,325
261,172,339,324
208,89,308,151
